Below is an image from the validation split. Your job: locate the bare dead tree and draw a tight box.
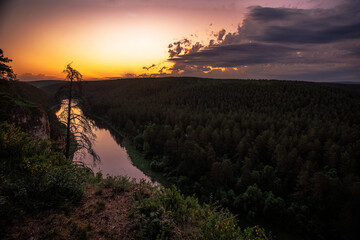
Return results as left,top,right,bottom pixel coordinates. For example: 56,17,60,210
59,64,99,163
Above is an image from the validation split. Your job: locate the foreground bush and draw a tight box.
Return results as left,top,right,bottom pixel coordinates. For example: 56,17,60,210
130,182,270,239
0,122,92,233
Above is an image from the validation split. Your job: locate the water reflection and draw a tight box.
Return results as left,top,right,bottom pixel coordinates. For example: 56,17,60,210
56,100,153,183
94,119,125,147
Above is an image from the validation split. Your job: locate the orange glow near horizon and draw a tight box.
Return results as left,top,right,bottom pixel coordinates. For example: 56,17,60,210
1,0,343,81
3,13,180,79
1,1,243,80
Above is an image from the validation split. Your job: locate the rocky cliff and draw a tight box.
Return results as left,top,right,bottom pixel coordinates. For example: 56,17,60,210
1,79,63,142
10,106,50,139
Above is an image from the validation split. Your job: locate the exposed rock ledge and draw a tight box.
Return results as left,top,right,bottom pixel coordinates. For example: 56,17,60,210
10,107,50,139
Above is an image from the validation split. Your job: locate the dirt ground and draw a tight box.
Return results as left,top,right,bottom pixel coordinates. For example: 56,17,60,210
4,186,139,240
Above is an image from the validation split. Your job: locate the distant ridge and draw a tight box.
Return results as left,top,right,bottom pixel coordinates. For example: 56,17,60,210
326,81,360,84
321,82,360,92
26,80,65,88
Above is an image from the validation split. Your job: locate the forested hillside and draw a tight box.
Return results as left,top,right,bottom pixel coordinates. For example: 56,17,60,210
79,77,360,239
1,78,268,240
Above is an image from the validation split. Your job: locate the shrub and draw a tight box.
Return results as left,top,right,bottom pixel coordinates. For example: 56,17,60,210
101,175,131,193
241,225,270,240
199,205,241,240
130,184,271,239
0,122,92,233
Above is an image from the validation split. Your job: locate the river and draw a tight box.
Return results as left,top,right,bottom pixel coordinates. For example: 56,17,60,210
56,100,154,182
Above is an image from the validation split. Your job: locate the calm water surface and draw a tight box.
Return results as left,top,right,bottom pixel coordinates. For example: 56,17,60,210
56,100,153,182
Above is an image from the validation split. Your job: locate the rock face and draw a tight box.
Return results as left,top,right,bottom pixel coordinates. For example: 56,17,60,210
10,107,51,139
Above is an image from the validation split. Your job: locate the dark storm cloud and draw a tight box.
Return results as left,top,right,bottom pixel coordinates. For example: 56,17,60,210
248,6,303,21
244,0,360,45
250,3,360,44
168,0,360,81
259,23,360,44
172,43,298,67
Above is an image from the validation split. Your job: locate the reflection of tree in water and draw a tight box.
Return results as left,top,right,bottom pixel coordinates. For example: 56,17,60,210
57,99,100,165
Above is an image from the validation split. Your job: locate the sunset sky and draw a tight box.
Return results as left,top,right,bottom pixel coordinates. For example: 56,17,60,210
0,0,359,82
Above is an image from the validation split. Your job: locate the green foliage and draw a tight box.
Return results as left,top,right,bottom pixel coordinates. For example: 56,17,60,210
242,225,270,240
101,175,132,193
81,78,360,239
199,206,242,240
0,122,92,233
37,165,91,207
130,184,174,239
130,184,271,240
0,121,31,170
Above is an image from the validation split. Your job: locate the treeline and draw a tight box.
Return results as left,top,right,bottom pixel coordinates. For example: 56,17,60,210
81,77,360,239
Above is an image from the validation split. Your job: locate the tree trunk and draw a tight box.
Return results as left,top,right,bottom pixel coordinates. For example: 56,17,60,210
65,78,73,159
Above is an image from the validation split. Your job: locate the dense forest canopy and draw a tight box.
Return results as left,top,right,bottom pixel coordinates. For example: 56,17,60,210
75,77,360,239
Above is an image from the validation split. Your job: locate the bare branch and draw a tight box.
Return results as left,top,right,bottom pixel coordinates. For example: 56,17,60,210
59,64,100,164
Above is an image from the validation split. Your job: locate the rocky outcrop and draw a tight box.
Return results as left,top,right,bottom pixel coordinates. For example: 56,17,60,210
10,106,51,139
